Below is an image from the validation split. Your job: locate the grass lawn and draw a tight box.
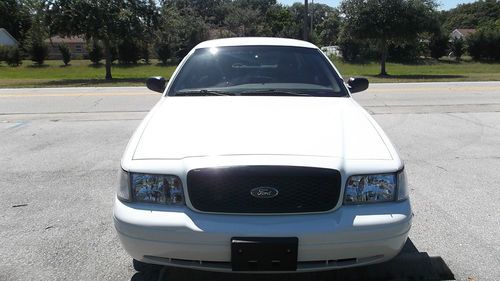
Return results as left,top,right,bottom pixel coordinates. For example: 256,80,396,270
332,58,500,83
0,59,176,88
0,58,499,88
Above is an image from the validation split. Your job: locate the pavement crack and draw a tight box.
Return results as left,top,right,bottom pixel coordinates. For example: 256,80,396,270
446,112,500,132
12,203,28,208
92,98,103,107
436,165,447,171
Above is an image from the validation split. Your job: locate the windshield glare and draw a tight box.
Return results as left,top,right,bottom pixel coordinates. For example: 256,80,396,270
168,46,347,97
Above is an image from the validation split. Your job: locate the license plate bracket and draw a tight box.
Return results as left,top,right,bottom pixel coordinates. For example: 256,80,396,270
231,237,298,271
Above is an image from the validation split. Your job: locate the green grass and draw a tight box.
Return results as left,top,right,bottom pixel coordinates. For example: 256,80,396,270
332,57,500,83
0,59,176,88
0,58,499,88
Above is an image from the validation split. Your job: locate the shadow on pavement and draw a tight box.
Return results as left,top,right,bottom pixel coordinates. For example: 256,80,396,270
130,239,455,281
39,78,146,87
367,74,465,80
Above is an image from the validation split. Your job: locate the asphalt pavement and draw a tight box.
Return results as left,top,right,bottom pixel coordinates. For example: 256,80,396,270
0,82,499,281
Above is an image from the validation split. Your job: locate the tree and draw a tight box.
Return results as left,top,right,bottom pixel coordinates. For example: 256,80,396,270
88,41,103,65
224,1,263,36
58,44,71,65
337,35,364,62
29,40,48,65
21,0,49,66
315,8,341,46
262,5,298,37
141,43,151,64
442,0,500,32
449,37,464,61
118,39,140,65
156,2,208,61
0,0,32,43
1,46,22,66
46,0,158,80
388,39,423,63
429,33,449,59
287,3,310,40
340,0,439,75
189,0,231,26
467,27,500,61
6,46,22,66
156,43,172,65
0,46,7,63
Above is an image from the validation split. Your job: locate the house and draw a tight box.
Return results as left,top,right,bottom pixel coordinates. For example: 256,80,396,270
44,36,88,59
0,28,18,46
450,29,476,40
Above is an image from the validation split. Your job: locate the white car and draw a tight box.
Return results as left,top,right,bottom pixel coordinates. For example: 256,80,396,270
114,37,412,273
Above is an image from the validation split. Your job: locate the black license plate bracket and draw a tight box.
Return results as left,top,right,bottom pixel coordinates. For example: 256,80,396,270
231,237,298,271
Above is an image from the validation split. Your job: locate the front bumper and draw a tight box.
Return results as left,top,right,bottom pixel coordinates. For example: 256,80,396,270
114,198,412,272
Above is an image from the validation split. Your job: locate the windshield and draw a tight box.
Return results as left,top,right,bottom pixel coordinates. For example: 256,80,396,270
167,46,347,97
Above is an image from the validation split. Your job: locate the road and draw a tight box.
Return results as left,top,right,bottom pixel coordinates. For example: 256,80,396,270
0,82,499,281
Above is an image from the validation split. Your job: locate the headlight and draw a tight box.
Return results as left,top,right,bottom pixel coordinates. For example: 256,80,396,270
343,169,408,204
117,170,185,205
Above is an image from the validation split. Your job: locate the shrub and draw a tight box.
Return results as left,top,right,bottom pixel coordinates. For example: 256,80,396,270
449,38,464,61
118,39,140,64
58,44,71,65
156,43,172,65
5,46,22,66
141,44,150,64
29,41,48,65
337,37,362,62
429,34,449,59
388,40,422,63
110,46,118,63
467,29,500,61
88,42,103,64
336,31,380,63
0,46,7,62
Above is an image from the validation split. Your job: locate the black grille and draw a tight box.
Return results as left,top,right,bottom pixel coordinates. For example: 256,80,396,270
187,166,341,213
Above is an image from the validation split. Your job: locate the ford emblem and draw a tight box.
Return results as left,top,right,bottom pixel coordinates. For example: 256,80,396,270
250,187,279,199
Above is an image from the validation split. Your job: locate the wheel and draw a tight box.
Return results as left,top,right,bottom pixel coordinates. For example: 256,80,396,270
132,259,163,272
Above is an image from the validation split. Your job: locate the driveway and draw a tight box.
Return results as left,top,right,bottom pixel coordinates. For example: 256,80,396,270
0,82,499,281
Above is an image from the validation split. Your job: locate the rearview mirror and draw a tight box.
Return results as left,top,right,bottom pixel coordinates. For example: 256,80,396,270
347,77,369,93
146,76,167,93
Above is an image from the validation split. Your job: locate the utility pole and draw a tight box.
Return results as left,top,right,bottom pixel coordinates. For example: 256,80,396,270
303,0,309,41
310,0,314,34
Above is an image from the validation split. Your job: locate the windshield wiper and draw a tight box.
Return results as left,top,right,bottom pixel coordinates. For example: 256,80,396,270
239,89,311,96
174,89,234,96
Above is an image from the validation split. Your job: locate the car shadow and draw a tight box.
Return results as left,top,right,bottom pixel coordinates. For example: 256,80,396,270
130,238,455,281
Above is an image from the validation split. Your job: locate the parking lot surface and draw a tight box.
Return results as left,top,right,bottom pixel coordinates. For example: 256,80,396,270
0,82,499,281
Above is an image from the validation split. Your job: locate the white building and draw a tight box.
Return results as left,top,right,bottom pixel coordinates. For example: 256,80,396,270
450,29,476,40
321,45,341,57
0,28,18,46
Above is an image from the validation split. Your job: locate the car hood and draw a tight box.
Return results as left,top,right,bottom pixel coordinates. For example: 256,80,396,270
132,96,392,160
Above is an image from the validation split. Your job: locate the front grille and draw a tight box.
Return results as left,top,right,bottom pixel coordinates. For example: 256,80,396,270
187,166,341,213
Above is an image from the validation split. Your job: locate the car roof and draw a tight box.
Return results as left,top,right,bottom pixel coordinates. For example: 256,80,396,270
194,37,318,50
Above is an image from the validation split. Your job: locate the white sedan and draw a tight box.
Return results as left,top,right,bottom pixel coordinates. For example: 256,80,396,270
114,37,412,273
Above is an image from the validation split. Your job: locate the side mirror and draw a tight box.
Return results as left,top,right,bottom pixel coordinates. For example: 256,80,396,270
146,76,167,93
347,77,369,93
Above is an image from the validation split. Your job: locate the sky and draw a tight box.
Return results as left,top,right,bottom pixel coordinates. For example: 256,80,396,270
278,0,477,11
